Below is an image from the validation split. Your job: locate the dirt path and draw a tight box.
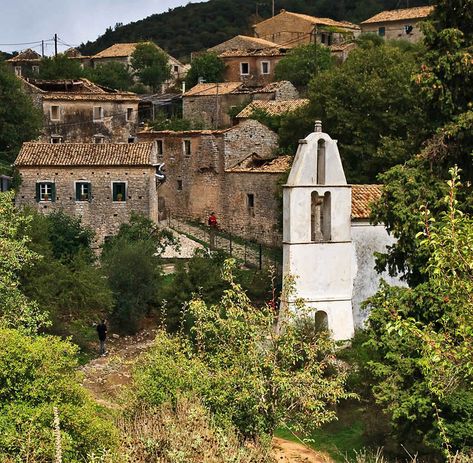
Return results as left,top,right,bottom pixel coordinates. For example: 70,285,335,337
81,329,332,463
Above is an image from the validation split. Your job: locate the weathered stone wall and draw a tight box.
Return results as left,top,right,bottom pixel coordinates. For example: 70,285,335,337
222,55,282,86
222,171,283,246
15,166,158,244
42,98,139,143
361,20,425,42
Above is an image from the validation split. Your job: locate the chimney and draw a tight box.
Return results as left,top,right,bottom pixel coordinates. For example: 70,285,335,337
314,120,322,132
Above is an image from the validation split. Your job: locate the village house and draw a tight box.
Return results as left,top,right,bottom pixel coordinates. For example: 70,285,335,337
90,42,189,86
22,78,140,143
137,119,285,244
253,10,360,48
14,142,159,244
218,47,288,86
6,48,42,77
207,35,290,54
182,80,299,129
235,98,309,121
360,6,434,42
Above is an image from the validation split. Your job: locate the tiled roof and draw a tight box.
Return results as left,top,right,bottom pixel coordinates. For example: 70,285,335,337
351,184,382,219
329,42,357,52
219,47,287,58
259,80,296,93
15,142,155,167
227,155,292,173
208,35,290,53
27,78,109,94
237,99,309,118
7,48,41,62
255,10,360,30
92,42,166,59
44,93,139,102
184,82,244,96
361,6,434,24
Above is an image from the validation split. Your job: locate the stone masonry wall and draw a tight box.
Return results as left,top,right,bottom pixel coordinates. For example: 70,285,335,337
15,166,158,244
361,19,425,43
222,55,282,86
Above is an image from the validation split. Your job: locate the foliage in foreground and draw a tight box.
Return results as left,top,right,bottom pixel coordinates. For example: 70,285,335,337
0,328,116,462
360,170,473,456
185,52,225,88
134,262,352,440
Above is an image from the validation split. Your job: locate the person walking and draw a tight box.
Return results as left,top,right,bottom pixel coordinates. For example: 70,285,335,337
96,319,107,356
208,212,218,250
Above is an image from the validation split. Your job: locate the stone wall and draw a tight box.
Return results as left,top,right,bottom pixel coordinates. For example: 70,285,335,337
361,20,425,42
41,97,139,143
221,55,283,86
15,166,158,244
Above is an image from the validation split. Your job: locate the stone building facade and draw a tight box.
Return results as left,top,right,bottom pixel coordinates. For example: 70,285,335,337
253,10,360,48
182,81,299,129
360,6,434,42
14,142,159,244
208,35,287,54
137,120,284,245
218,48,288,86
6,49,42,77
22,78,140,143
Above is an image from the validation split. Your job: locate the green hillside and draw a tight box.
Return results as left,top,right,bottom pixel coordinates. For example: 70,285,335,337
79,0,432,60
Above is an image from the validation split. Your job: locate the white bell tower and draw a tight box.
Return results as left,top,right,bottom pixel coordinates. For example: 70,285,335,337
282,121,355,340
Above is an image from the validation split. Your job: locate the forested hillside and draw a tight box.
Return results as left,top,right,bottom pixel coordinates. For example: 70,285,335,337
79,0,432,59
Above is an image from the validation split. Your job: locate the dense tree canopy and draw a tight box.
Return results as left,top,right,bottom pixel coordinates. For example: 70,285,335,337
38,54,84,80
131,43,171,92
185,52,225,88
85,61,133,91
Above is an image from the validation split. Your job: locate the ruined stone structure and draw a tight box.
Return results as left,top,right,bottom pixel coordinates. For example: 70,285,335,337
208,35,288,54
218,47,288,86
137,120,285,245
22,78,140,143
236,98,309,120
253,10,360,48
182,81,299,129
6,49,41,77
14,142,159,244
361,6,434,43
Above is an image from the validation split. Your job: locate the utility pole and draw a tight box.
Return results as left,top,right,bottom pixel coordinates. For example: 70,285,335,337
54,34,58,57
215,82,219,129
41,40,45,57
272,0,275,17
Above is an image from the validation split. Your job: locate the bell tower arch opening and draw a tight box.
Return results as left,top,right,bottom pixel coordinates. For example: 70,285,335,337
317,139,326,185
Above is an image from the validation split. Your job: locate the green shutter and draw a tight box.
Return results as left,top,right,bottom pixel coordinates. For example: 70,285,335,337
88,182,92,202
75,183,81,201
35,183,40,202
51,183,56,202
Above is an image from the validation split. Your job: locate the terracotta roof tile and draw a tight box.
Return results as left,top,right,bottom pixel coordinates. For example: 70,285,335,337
361,6,434,24
15,142,155,167
208,35,290,53
184,82,245,96
218,47,287,58
351,184,382,219
7,48,41,62
227,155,292,173
92,42,168,59
237,99,309,118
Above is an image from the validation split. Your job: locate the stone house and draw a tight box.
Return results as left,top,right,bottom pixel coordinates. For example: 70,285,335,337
137,119,283,244
182,81,299,129
253,10,360,48
6,49,41,77
90,42,188,85
218,47,288,86
236,98,309,120
14,142,159,244
22,78,140,143
208,35,289,54
360,6,434,42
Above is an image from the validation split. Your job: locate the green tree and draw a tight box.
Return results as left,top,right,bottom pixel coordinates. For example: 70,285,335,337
137,261,352,440
131,42,171,92
0,192,49,333
86,61,133,91
185,52,225,88
0,328,116,461
361,170,473,455
274,43,333,88
0,63,42,169
38,54,85,80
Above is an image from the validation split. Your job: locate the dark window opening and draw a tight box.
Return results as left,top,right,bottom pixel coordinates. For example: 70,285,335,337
240,62,250,75
112,182,126,202
75,182,91,202
378,27,386,37
177,180,183,190
157,140,164,155
128,137,135,143
126,107,133,121
183,139,191,156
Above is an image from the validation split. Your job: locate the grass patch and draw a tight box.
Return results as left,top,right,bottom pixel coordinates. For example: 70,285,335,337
276,401,365,462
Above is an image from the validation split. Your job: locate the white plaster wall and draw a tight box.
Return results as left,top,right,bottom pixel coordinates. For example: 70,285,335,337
351,222,406,327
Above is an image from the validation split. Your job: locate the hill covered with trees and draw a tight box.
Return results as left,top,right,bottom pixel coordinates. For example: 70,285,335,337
79,0,432,59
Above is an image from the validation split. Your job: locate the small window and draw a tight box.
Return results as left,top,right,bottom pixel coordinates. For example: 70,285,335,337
404,25,414,34
378,27,386,37
261,61,270,75
75,182,91,202
128,136,136,143
94,134,105,144
177,180,183,190
14,66,22,77
112,182,126,202
240,62,250,75
156,139,164,156
51,135,62,144
183,139,191,156
174,65,179,73
32,65,40,74
126,107,133,121
36,182,55,202
93,106,104,121
50,106,60,121
247,193,255,208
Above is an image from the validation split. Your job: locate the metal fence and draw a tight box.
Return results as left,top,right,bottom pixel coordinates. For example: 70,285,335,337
166,215,282,272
